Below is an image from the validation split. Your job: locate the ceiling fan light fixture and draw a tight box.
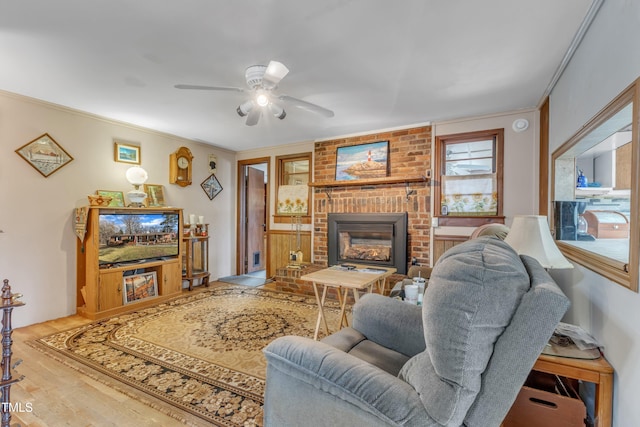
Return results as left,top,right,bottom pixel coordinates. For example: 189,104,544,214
245,65,268,88
176,60,334,125
256,93,269,107
237,100,253,117
269,103,286,120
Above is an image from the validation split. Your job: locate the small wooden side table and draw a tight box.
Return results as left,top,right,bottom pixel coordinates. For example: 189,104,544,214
533,352,613,427
182,233,210,291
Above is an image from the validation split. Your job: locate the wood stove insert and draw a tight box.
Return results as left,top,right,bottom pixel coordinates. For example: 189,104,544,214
328,213,408,274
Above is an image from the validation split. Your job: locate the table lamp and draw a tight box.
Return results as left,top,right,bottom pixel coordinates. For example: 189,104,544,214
126,166,148,207
504,215,573,269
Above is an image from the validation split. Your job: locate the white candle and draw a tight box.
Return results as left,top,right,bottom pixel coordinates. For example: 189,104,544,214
198,215,204,224
189,214,196,225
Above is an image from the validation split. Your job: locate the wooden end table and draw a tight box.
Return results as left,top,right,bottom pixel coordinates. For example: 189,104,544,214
533,352,613,427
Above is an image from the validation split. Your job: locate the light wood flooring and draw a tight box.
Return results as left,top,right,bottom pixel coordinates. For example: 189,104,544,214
8,287,218,427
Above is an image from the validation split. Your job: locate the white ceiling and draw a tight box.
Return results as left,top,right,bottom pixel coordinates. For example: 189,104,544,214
0,0,594,152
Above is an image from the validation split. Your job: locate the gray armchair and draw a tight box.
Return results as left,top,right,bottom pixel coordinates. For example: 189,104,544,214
263,237,570,426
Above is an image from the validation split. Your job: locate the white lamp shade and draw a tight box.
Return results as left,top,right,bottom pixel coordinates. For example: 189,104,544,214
505,215,573,269
125,166,148,186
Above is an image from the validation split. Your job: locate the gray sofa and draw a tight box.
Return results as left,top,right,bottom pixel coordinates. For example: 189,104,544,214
263,237,569,426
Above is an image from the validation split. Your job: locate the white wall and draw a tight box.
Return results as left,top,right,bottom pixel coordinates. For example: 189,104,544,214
432,109,539,238
0,91,236,327
548,0,640,425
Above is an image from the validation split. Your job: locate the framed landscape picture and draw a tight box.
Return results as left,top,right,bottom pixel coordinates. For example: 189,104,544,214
123,271,158,304
97,190,125,207
335,141,389,181
114,141,141,164
15,133,74,177
144,184,165,207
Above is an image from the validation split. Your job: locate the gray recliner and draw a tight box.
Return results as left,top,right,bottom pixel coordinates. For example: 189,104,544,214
263,237,570,426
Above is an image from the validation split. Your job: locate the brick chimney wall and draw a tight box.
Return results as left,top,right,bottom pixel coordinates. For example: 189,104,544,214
313,126,432,271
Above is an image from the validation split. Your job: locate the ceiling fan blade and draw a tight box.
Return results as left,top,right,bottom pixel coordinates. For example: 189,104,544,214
174,84,244,92
261,61,289,88
278,95,334,118
245,107,261,126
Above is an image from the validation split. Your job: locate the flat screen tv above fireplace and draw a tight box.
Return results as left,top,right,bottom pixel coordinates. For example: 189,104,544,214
327,212,408,274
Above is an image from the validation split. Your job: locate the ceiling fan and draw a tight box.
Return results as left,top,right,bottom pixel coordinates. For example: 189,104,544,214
175,61,334,126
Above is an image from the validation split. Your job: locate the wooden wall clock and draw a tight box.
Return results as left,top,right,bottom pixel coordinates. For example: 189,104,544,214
169,146,193,187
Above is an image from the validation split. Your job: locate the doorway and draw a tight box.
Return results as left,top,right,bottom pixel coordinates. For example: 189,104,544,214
237,157,269,277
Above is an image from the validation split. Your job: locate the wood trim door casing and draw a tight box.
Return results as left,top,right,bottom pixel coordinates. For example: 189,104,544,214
236,157,270,276
539,97,549,215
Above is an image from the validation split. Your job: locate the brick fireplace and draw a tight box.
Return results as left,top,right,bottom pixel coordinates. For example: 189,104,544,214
328,212,408,274
271,125,431,297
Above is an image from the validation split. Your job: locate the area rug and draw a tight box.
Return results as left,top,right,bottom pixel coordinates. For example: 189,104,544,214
30,285,343,426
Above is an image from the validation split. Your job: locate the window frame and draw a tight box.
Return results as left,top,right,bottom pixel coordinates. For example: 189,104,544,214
434,129,505,227
274,152,312,224
551,79,640,291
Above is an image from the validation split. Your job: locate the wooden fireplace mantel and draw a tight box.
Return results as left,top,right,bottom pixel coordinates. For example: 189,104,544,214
308,174,428,188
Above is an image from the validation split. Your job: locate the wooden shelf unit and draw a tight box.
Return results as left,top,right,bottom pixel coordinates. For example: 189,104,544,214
76,207,184,320
182,230,210,291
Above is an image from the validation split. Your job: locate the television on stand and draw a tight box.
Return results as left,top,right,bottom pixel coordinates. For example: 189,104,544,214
97,211,180,267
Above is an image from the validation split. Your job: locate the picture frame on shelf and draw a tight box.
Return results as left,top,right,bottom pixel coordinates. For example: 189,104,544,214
123,271,158,305
114,141,141,164
144,184,165,207
15,133,74,177
96,190,125,207
335,140,389,181
201,173,223,200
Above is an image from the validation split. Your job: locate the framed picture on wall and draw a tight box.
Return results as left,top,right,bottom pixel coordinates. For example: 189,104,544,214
15,133,74,177
335,141,389,181
114,141,141,164
201,174,223,200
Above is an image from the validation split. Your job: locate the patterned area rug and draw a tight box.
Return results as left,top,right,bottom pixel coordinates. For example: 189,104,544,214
30,285,344,426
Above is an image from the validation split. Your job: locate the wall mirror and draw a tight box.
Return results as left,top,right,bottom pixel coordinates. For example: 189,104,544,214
552,79,639,291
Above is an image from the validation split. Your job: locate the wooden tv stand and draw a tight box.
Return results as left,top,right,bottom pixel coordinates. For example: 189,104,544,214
76,207,184,320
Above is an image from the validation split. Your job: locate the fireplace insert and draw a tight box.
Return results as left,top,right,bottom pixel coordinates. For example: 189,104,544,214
328,213,408,274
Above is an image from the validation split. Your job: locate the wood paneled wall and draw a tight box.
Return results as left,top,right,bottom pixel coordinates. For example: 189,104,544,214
432,235,469,264
267,229,311,277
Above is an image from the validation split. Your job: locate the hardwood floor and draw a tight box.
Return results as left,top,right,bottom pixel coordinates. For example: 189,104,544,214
8,288,216,427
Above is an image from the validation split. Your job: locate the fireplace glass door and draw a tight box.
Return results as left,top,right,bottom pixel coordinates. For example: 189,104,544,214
338,224,394,264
